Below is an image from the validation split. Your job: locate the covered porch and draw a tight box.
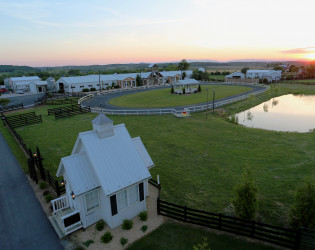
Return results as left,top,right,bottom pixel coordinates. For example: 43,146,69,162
49,195,83,238
173,79,200,94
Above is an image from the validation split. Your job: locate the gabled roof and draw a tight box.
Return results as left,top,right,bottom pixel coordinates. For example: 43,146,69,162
58,152,100,196
69,123,152,195
174,79,199,85
132,137,155,169
10,76,41,82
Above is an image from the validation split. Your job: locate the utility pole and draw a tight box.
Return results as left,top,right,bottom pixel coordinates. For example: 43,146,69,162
212,89,215,113
99,72,101,92
206,88,209,119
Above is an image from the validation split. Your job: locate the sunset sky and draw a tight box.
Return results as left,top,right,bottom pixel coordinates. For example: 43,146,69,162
1,0,315,66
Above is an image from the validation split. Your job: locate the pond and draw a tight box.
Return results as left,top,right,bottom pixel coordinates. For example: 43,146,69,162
235,94,315,133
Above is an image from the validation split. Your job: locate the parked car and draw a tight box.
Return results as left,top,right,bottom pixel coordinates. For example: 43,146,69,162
0,88,7,93
16,89,24,94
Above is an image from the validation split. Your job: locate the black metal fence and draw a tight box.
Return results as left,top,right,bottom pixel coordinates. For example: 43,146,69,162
148,181,313,250
5,112,42,128
28,147,65,196
2,112,65,196
47,104,90,119
45,98,77,105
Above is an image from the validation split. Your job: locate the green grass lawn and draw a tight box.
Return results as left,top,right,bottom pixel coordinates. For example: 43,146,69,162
108,85,248,108
209,75,226,81
2,83,315,228
127,222,278,250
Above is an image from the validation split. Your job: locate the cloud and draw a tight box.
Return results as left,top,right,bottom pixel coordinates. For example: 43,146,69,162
281,47,315,54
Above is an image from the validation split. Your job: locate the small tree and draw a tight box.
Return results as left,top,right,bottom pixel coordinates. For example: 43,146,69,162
171,85,174,94
241,67,249,75
182,87,186,95
182,71,187,80
289,179,315,228
0,98,10,106
197,84,201,92
233,168,258,220
136,74,143,86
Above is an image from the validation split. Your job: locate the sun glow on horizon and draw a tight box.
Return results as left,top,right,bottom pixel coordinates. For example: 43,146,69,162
304,53,315,60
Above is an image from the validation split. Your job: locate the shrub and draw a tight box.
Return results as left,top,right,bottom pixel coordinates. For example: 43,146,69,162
45,193,53,203
197,84,201,92
39,181,46,190
83,239,94,247
170,86,174,94
82,88,89,92
289,179,315,228
233,168,258,220
101,231,113,243
90,87,96,91
95,220,105,231
141,225,148,232
120,237,128,246
122,219,133,230
114,85,120,89
138,211,148,221
193,237,210,250
182,88,186,95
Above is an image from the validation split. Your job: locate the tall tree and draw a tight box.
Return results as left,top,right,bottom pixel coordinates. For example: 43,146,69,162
241,67,249,75
0,98,10,106
178,59,190,71
136,74,143,86
233,168,258,220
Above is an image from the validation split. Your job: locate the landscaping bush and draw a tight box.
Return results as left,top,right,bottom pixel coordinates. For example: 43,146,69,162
198,84,201,92
114,85,120,89
101,231,113,243
39,181,47,190
82,88,89,92
95,220,105,231
83,239,94,247
90,87,96,91
138,211,148,221
122,219,133,230
182,88,186,95
120,237,128,246
289,179,315,228
141,225,148,232
45,193,53,203
233,168,258,220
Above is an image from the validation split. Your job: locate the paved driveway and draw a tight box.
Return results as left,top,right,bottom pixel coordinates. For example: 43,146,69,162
0,93,44,107
0,132,63,250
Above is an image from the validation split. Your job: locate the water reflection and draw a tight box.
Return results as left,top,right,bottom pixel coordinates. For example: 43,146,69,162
235,94,315,133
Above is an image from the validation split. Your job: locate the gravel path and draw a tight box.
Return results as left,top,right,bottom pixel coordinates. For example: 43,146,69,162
70,184,164,249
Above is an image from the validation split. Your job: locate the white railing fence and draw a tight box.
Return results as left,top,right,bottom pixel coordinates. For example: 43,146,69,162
79,84,270,116
51,195,69,213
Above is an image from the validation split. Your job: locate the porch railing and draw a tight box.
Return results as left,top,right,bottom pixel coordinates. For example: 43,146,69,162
61,210,82,235
51,195,69,213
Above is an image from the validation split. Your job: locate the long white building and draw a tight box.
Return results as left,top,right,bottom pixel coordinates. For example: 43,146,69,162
246,70,282,82
55,70,192,93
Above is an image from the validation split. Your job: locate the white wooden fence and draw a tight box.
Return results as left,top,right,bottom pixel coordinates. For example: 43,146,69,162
78,83,270,116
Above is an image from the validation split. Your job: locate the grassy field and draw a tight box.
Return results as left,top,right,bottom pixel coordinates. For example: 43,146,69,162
128,222,277,250
109,85,248,108
1,83,315,228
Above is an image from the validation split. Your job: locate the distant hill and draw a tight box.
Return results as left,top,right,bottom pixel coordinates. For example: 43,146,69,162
0,65,40,73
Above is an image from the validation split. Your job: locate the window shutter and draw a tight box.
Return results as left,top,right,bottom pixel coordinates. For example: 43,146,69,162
110,195,117,216
139,182,144,201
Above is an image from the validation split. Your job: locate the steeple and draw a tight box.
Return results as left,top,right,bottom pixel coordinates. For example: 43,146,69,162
92,113,114,138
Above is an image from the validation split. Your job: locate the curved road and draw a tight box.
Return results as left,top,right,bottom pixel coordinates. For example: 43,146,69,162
82,84,265,112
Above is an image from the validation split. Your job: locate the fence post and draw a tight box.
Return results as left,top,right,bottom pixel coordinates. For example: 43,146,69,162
184,205,187,222
55,180,60,197
157,197,161,215
251,220,255,237
21,102,23,108
294,228,301,250
218,213,222,229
